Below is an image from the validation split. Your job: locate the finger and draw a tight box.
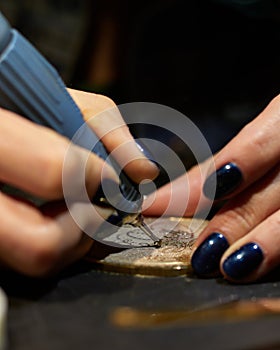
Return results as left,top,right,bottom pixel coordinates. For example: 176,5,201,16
69,89,159,183
0,108,117,200
191,164,280,277
203,94,280,200
0,192,113,276
143,162,212,217
220,209,280,283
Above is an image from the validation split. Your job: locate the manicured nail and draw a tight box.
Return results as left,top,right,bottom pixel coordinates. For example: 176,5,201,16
191,233,229,277
203,162,243,200
136,140,160,176
222,243,263,280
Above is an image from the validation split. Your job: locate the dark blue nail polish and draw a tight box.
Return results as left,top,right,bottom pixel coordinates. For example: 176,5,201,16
223,243,263,280
203,162,243,200
136,139,161,171
191,233,229,277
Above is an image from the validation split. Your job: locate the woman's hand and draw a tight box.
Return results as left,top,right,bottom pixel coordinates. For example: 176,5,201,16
145,94,280,283
0,90,158,277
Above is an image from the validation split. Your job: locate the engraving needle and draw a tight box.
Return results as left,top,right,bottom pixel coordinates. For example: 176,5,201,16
132,215,160,243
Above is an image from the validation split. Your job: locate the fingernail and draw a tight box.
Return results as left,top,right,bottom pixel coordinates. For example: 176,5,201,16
203,162,243,200
191,233,229,277
136,140,154,161
222,243,263,280
136,140,160,175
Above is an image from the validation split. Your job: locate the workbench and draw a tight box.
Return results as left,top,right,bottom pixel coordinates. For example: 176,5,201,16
2,261,280,350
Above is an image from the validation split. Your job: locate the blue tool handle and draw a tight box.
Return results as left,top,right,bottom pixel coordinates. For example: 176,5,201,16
0,12,142,216
0,25,102,153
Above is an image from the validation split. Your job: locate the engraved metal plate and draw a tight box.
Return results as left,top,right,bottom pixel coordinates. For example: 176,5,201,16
87,217,208,276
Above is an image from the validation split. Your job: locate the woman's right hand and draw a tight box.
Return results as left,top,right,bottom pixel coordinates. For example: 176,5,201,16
0,90,159,277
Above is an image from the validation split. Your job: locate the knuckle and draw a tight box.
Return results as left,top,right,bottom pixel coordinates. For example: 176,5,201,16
95,94,116,109
231,205,257,229
241,93,280,153
37,145,66,198
62,147,90,199
249,130,268,155
80,93,118,125
264,94,280,121
270,94,280,109
26,247,57,277
217,205,256,235
244,121,274,157
23,225,60,276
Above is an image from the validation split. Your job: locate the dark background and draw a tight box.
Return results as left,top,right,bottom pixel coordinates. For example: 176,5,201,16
0,1,280,349
1,0,279,159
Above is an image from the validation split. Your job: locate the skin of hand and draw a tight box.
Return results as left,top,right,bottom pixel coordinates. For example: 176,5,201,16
0,89,159,277
144,93,280,283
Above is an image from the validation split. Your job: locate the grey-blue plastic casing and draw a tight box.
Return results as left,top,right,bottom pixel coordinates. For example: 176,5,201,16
0,13,142,222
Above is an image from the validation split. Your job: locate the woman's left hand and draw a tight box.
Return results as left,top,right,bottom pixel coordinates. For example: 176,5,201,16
144,93,280,283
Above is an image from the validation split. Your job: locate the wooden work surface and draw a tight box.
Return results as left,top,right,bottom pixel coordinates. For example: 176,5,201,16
2,261,280,350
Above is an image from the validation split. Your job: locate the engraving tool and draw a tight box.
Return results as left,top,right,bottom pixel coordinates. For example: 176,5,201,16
0,12,158,246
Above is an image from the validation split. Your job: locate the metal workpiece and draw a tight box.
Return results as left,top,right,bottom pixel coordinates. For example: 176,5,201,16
87,217,208,276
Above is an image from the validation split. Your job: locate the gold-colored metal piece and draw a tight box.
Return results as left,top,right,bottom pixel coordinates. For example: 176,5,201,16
88,217,208,276
110,297,280,329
